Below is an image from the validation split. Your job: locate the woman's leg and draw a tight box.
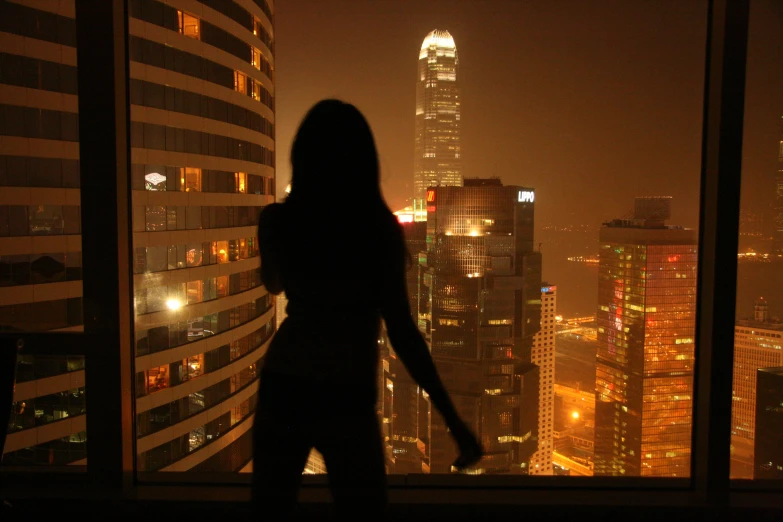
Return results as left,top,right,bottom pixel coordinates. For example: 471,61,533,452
252,377,312,521
317,410,388,520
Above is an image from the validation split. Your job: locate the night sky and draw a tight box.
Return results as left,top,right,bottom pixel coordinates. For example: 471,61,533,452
275,0,782,230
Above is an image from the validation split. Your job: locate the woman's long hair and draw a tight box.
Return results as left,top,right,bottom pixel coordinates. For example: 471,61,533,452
286,99,393,221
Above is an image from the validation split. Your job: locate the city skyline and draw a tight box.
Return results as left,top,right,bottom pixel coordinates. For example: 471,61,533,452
274,0,782,230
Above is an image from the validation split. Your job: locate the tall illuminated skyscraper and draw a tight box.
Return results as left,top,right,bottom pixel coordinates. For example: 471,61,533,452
413,29,461,217
420,179,541,474
594,197,697,477
529,284,557,475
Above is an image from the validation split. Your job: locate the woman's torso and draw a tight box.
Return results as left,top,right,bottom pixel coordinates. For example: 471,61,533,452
259,203,396,406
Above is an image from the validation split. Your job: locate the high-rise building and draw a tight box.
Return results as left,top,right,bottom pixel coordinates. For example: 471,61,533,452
133,0,277,473
420,178,541,474
730,298,783,479
413,29,461,217
754,367,783,480
1,0,86,465
594,197,697,477
529,284,557,475
2,0,277,471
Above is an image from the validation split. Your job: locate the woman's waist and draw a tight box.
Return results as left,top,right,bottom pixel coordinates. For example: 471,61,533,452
283,297,380,321
257,365,379,414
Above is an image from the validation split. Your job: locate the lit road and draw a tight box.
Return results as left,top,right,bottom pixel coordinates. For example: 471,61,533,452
552,451,593,476
554,384,594,403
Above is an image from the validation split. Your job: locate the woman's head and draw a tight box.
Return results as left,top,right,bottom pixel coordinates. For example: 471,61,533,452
288,99,382,206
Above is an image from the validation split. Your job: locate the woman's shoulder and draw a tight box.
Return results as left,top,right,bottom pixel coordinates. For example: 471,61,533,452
258,203,287,237
260,202,286,222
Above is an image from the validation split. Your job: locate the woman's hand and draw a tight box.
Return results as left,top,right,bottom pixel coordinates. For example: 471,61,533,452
449,420,483,472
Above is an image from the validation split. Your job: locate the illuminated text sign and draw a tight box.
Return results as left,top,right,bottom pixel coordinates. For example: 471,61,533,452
426,189,436,203
518,190,535,203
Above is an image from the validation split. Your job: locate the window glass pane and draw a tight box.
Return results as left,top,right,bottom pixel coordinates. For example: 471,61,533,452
182,167,201,192
145,206,166,231
730,1,783,483
30,254,66,284
29,205,63,235
178,11,200,40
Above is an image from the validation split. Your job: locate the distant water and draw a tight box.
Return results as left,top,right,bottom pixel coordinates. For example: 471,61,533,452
736,263,783,319
541,239,599,318
542,239,783,320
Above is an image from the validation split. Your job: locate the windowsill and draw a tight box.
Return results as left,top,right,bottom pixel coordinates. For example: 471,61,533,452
1,476,781,522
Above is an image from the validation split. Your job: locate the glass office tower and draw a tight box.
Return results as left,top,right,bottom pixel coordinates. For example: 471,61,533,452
413,29,461,216
1,0,86,466
420,179,541,474
594,197,697,477
127,0,275,473
529,284,557,475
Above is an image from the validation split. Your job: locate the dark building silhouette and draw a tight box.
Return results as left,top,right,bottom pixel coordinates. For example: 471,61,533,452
418,178,541,474
594,198,697,477
754,367,783,480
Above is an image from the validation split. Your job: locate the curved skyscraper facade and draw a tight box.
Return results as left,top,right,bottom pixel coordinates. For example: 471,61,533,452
1,0,86,466
413,29,461,214
2,0,276,473
128,0,275,473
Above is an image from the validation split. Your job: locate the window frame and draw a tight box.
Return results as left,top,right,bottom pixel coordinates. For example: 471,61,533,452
3,0,780,513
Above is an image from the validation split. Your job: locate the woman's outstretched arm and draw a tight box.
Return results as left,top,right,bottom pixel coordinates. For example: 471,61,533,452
379,225,465,432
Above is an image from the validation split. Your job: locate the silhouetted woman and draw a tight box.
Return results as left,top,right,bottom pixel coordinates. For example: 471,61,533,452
252,99,482,520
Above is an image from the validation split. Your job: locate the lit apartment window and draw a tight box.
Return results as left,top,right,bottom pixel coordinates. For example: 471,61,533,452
251,80,261,101
179,167,202,192
235,71,247,94
235,172,247,193
217,274,229,297
147,366,169,393
144,171,167,191
187,280,203,304
213,241,229,263
178,11,200,40
186,353,204,379
252,47,261,70
253,19,260,37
